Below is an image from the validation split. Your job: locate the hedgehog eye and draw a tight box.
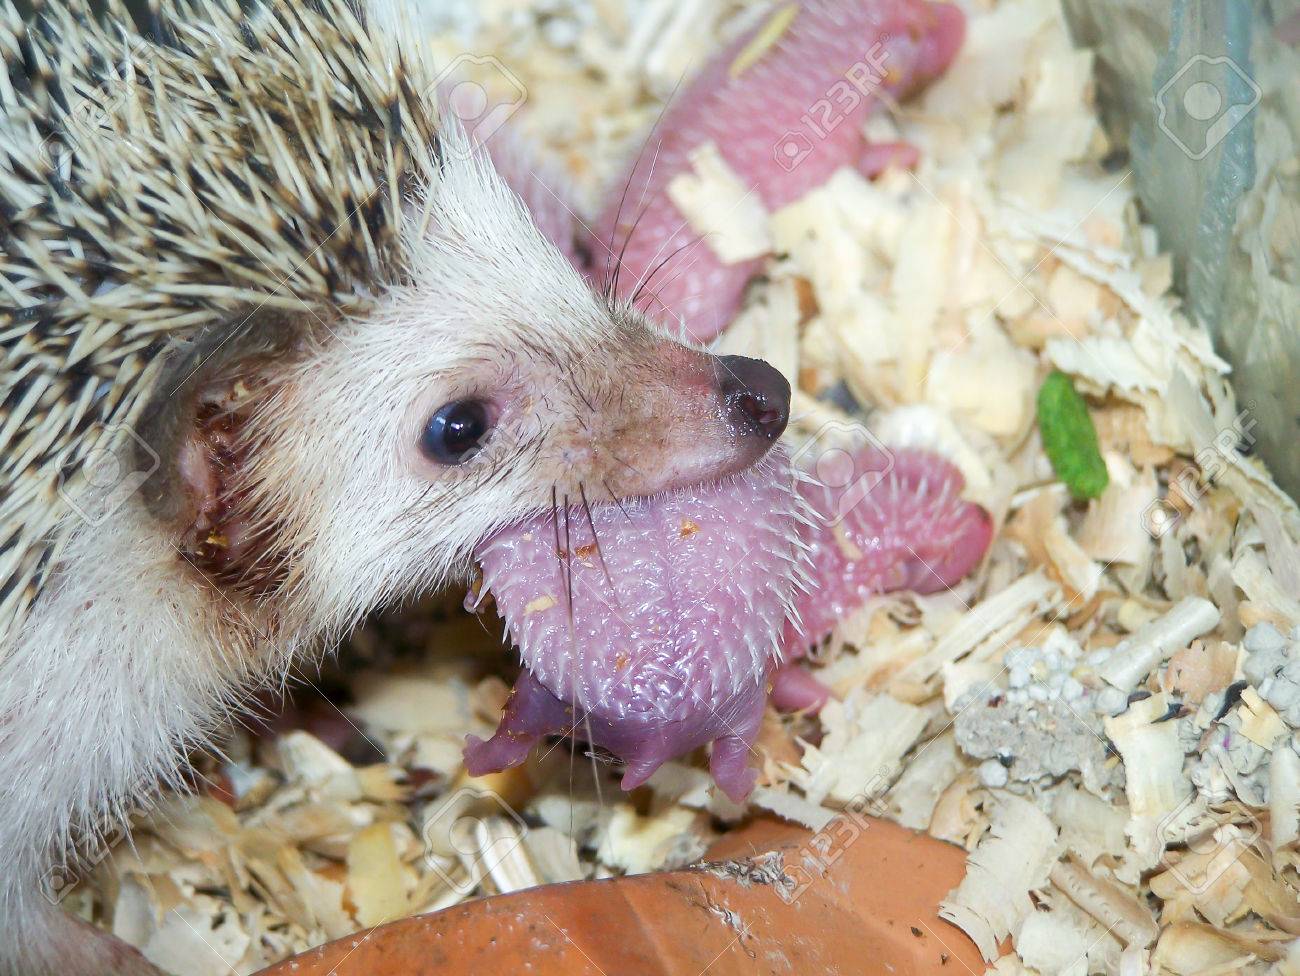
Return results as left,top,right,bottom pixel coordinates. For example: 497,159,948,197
419,399,491,464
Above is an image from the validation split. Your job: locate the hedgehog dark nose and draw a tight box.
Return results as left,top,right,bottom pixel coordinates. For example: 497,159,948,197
716,355,790,442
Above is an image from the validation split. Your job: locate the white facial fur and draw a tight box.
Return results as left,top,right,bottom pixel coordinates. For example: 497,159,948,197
0,121,775,975
221,127,767,645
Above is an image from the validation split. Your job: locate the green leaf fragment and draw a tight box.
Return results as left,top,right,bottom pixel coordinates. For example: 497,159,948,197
1036,370,1109,501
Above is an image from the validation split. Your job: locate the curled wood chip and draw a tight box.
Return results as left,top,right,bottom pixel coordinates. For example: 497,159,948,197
279,732,364,802
1237,687,1288,749
1271,744,1300,853
884,733,968,831
712,277,801,387
925,318,1038,439
521,826,585,885
749,785,837,831
138,899,251,976
1234,548,1300,629
928,771,985,848
894,571,1061,688
596,804,701,875
1014,907,1092,976
349,666,477,736
277,846,352,940
346,823,409,928
1043,516,1104,602
1077,462,1159,565
1162,639,1240,704
1153,921,1288,972
475,816,541,894
1048,786,1130,869
796,689,928,806
1045,333,1168,394
940,793,1061,961
1016,890,1121,976
1050,855,1159,947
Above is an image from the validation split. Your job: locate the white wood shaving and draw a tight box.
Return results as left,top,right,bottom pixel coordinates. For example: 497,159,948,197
1015,908,1094,976
666,141,772,263
1104,694,1191,870
1096,597,1222,691
595,804,699,875
1016,892,1121,976
1048,786,1130,870
940,792,1060,961
882,733,968,831
1049,855,1159,948
895,571,1061,687
794,688,928,806
277,732,364,803
520,826,585,885
748,786,837,832
347,822,411,926
474,816,541,894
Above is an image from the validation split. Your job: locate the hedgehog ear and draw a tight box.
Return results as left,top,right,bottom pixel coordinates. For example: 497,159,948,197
134,314,301,544
158,363,292,595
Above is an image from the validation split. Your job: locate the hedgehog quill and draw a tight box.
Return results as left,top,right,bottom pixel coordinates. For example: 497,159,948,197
0,0,986,972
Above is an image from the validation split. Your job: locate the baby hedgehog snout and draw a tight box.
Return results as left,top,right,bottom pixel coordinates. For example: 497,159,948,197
715,354,791,443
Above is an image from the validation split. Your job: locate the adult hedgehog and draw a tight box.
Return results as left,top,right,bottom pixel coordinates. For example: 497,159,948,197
0,0,795,971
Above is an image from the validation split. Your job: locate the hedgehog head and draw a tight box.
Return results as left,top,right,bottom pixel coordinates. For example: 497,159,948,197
0,0,788,655
185,132,789,641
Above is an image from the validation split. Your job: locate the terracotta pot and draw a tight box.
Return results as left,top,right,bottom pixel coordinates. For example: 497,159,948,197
256,815,982,975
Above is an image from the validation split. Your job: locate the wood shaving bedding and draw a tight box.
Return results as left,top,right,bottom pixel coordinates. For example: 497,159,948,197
72,1,1300,973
